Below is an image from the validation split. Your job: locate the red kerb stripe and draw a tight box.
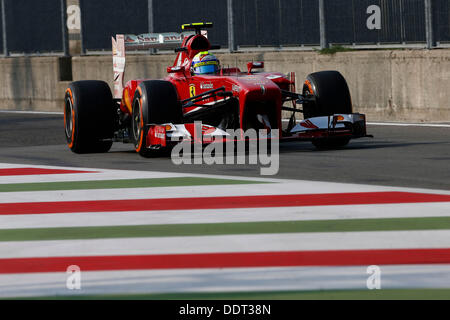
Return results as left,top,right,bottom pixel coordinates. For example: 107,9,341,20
1,248,449,274
0,192,449,215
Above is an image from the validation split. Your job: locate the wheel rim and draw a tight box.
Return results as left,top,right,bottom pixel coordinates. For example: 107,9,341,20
132,99,142,144
64,95,73,140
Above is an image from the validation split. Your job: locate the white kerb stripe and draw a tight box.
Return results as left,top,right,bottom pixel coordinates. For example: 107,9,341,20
0,202,449,229
1,264,450,298
0,230,449,259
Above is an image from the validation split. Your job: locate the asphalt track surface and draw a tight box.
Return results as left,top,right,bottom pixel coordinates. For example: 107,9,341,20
0,111,449,190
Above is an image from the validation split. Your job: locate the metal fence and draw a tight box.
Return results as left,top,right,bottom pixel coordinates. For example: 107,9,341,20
325,0,427,45
0,1,4,54
79,0,148,52
434,0,450,44
153,0,229,47
1,0,67,56
233,0,320,48
0,0,449,56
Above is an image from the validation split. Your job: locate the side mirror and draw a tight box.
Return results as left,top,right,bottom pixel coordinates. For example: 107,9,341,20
167,66,183,73
247,61,264,74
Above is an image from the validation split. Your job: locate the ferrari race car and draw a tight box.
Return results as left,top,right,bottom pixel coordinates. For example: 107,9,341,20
64,22,371,156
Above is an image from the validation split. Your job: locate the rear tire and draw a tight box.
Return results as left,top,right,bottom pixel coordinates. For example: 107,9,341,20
302,71,352,149
64,80,115,153
131,80,182,157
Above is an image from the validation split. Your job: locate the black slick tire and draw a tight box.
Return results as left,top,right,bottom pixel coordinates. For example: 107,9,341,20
64,80,115,153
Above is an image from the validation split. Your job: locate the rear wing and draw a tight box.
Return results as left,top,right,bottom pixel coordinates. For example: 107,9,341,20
112,31,195,99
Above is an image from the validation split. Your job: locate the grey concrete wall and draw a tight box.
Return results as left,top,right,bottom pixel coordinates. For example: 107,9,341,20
0,56,70,112
264,49,450,122
1,49,450,122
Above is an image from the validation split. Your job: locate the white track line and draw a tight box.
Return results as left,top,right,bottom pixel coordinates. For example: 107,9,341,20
0,162,279,184
1,230,449,259
0,165,200,183
367,122,450,128
1,202,449,229
1,111,449,127
0,110,63,115
1,181,449,204
1,264,450,298
0,171,245,184
281,119,450,128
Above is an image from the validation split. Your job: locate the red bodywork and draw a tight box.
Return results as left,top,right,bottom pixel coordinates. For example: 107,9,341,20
111,29,369,150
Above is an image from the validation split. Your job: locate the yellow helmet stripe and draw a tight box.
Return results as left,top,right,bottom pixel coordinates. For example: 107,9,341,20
193,60,219,68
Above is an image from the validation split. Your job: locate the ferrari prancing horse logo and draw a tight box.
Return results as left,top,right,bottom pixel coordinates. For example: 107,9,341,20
189,84,196,97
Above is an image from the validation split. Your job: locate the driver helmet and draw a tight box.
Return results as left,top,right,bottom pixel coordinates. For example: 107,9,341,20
191,51,220,75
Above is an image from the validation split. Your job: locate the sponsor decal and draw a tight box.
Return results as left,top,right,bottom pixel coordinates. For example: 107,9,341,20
266,75,282,80
138,34,158,43
300,120,319,129
164,34,183,42
202,125,217,135
148,125,166,147
200,83,214,90
232,85,241,93
244,76,270,85
113,56,125,73
189,84,196,97
124,35,137,43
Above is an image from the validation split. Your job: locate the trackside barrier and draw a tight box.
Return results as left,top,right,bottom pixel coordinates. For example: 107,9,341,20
0,0,449,56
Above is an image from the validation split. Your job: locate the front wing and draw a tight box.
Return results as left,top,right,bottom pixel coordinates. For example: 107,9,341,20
144,113,371,149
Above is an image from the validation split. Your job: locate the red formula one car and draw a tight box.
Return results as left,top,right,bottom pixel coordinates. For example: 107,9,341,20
64,22,370,156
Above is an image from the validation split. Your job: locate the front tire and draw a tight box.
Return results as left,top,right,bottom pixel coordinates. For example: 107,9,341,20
64,80,115,153
131,80,182,157
302,71,352,149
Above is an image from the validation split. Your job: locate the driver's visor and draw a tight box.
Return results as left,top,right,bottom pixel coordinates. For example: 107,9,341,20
193,64,218,74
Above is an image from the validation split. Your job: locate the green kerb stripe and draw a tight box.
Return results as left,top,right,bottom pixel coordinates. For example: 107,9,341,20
0,177,265,192
10,289,450,300
1,217,450,242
